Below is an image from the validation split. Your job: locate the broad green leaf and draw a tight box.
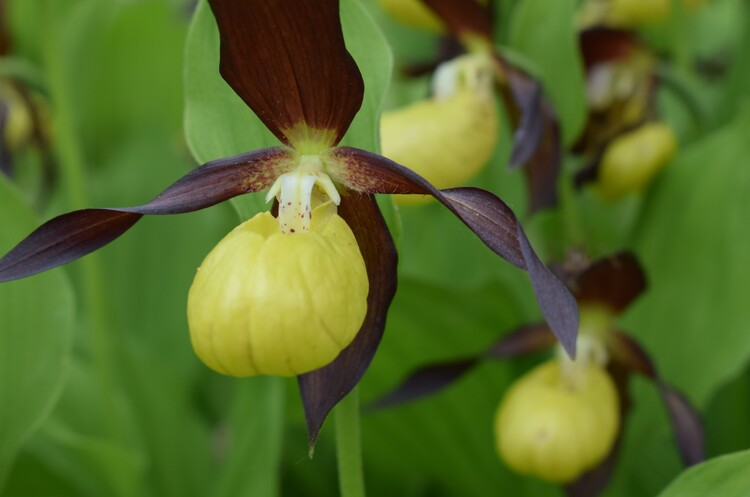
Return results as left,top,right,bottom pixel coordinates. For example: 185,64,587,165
210,377,285,497
22,418,146,497
626,110,750,406
184,0,393,218
507,0,586,145
0,177,74,487
657,450,750,497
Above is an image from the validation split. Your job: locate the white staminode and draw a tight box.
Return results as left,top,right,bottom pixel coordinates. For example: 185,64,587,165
265,155,341,234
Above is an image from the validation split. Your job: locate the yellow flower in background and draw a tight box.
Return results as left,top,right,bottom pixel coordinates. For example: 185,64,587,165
378,0,444,32
597,122,677,200
381,53,499,205
578,0,709,28
0,80,33,152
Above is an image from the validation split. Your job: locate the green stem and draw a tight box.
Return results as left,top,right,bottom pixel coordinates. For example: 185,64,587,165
335,388,366,497
41,5,122,440
559,164,584,249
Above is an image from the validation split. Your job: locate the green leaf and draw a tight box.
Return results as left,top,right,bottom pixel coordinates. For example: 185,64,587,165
627,110,750,407
184,0,393,219
658,450,750,497
507,0,586,146
210,377,286,497
0,176,74,488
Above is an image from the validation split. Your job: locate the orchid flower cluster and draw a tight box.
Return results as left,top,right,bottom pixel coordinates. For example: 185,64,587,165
372,252,704,495
379,0,565,213
0,0,578,443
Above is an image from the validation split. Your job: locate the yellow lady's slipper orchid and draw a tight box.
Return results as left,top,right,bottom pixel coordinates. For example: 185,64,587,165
579,0,708,28
381,54,498,205
378,0,444,32
0,81,33,151
494,359,619,483
597,122,676,200
188,202,368,377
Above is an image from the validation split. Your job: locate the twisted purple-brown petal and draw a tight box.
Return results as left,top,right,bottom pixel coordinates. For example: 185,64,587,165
298,191,398,445
499,66,562,213
369,322,556,410
610,332,705,466
328,146,579,356
0,147,293,282
207,0,364,148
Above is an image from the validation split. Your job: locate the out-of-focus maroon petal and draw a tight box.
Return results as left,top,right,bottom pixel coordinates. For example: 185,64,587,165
368,357,479,410
658,382,705,466
506,72,544,170
567,360,632,497
423,0,493,43
566,438,623,497
370,322,555,410
485,322,557,358
575,252,646,314
0,102,12,177
298,191,398,445
207,0,364,148
0,147,293,282
580,28,638,71
501,68,562,213
610,332,705,466
328,146,579,357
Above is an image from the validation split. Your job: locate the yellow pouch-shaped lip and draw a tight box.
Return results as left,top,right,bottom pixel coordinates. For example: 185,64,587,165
382,90,498,206
378,0,445,32
597,122,677,201
495,360,619,483
188,204,368,377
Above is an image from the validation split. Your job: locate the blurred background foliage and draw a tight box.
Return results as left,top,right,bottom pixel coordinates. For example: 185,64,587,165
0,0,749,496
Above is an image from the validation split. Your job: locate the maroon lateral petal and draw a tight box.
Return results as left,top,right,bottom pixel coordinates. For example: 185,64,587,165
369,322,554,410
566,438,623,497
580,28,638,71
207,0,364,148
567,360,632,497
609,331,657,378
610,332,705,466
328,146,579,357
298,191,398,445
0,102,12,177
658,382,705,466
422,0,493,43
367,357,479,410
0,147,292,282
574,252,646,314
501,68,562,213
485,322,556,358
505,72,544,170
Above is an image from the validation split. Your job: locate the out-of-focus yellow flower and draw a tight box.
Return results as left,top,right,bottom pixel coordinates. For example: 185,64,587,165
188,202,369,377
0,81,33,151
381,54,498,206
597,122,676,200
494,359,619,483
579,0,708,28
378,0,444,32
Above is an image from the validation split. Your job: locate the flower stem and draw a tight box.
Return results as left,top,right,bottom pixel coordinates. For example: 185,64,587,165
335,387,366,497
559,163,584,249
